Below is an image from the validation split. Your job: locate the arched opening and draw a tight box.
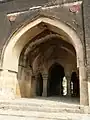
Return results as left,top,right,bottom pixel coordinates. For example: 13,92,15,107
19,36,77,99
2,18,84,72
36,73,43,96
48,63,65,96
0,17,88,105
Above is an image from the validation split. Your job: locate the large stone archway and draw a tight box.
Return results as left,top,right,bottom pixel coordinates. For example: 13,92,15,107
0,17,88,105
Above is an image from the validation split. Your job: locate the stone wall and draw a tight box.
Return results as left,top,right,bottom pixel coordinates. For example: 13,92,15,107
83,0,90,105
0,0,48,13
0,0,80,13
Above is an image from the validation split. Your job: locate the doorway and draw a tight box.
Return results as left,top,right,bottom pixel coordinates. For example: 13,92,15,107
47,63,65,96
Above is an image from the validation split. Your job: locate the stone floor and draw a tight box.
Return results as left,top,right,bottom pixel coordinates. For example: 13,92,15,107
0,97,89,120
0,96,80,105
0,112,90,120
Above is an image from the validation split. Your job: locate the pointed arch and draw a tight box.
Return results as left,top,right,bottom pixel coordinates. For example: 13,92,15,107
0,17,88,105
1,17,84,72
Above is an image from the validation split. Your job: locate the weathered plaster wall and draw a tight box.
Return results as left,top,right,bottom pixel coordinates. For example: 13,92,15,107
83,0,90,105
0,12,11,66
0,0,48,13
0,0,80,13
17,66,32,98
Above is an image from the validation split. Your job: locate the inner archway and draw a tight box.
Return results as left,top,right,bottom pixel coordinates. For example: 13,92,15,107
48,63,65,96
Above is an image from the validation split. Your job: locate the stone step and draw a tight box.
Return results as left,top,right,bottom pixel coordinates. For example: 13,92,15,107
0,100,80,109
0,104,82,113
0,109,89,120
0,98,89,120
0,98,83,114
0,97,80,108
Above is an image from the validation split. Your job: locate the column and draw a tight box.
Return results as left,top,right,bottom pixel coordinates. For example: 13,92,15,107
79,65,89,105
42,73,48,97
19,66,26,97
24,67,33,98
31,75,37,97
66,75,71,97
